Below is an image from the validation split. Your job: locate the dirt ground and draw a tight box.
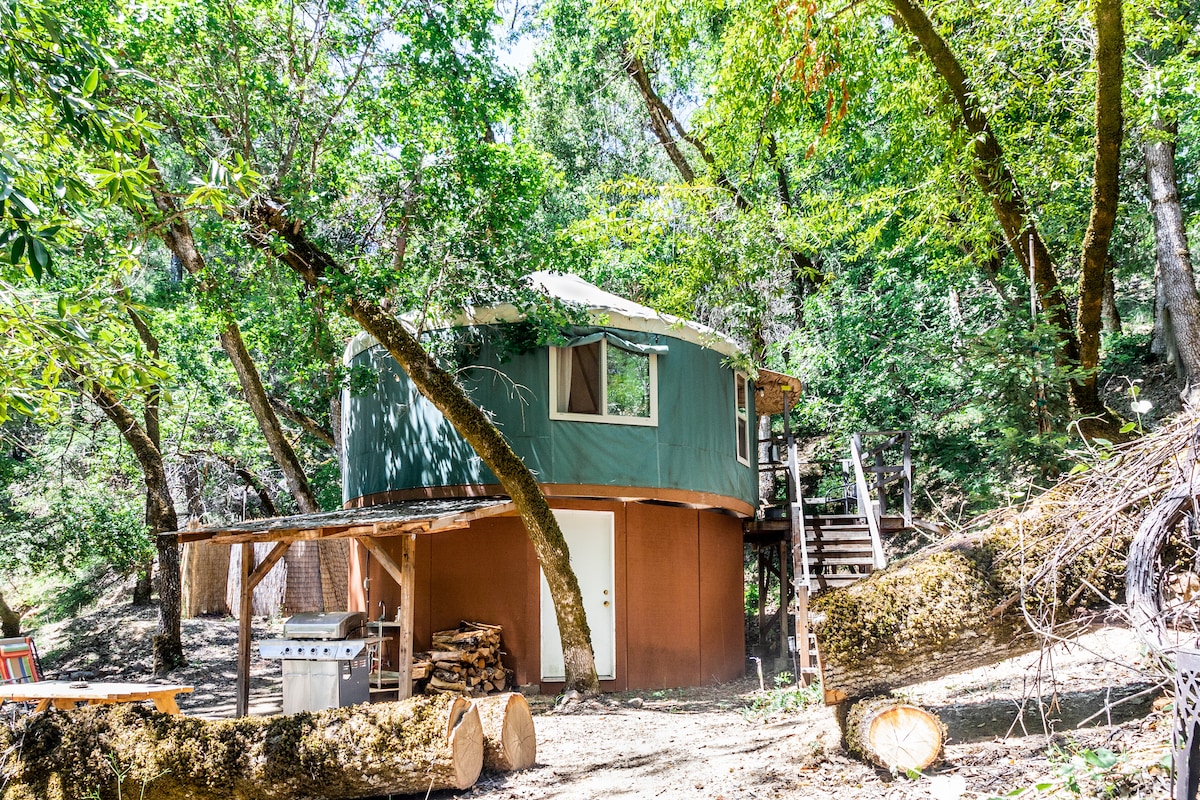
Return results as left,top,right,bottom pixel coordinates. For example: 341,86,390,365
26,605,1176,800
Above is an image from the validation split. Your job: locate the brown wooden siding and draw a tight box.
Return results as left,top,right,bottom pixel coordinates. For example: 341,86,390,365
348,499,744,693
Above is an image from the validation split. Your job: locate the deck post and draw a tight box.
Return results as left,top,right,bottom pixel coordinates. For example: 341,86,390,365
235,541,289,717
777,539,789,661
236,542,254,718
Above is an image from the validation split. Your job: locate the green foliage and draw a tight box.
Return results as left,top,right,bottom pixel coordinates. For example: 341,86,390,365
744,674,822,719
992,744,1135,799
1100,332,1152,374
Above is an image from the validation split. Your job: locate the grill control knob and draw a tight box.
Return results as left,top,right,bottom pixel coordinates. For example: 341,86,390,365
283,647,291,655
322,647,331,657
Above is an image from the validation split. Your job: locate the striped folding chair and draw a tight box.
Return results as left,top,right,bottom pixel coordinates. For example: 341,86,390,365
0,637,42,686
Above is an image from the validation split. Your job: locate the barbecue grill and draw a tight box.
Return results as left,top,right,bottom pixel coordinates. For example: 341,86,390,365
257,611,374,714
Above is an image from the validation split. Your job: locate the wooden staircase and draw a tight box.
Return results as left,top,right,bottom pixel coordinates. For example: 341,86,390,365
744,413,916,679
802,515,877,591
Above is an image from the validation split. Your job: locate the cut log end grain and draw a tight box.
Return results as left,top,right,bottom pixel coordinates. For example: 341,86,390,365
447,697,485,789
474,693,537,772
843,697,944,772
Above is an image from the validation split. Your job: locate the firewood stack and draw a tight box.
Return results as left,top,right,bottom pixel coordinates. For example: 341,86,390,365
413,621,514,697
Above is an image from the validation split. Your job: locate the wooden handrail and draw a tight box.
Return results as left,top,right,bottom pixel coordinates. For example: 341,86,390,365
850,435,887,569
788,436,811,590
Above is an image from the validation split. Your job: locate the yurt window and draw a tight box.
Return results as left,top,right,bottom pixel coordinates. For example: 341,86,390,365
551,340,658,426
735,373,750,465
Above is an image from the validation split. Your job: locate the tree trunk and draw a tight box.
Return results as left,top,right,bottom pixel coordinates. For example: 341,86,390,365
1145,116,1200,403
132,565,153,607
0,694,483,800
1074,0,1124,416
86,382,184,673
129,308,162,609
889,0,1082,395
1102,256,1121,334
474,692,537,772
1151,259,1179,368
149,165,334,610
811,519,1116,703
843,697,944,772
244,199,601,696
215,326,321,515
0,589,27,638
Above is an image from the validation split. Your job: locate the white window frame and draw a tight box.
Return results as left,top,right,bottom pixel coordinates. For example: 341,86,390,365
735,372,751,466
549,341,659,427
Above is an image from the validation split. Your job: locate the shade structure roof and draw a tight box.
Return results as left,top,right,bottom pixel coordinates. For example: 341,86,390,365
344,270,746,363
167,498,515,545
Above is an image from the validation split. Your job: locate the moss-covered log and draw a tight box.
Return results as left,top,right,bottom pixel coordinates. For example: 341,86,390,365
0,694,482,800
475,693,536,772
811,518,1123,704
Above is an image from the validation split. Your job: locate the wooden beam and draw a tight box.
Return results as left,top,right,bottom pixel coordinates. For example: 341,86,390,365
359,536,415,700
210,529,323,545
236,542,254,718
247,541,290,589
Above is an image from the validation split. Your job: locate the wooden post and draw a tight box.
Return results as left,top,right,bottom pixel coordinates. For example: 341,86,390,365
777,539,789,661
236,541,254,718
756,546,767,657
358,535,416,700
235,540,289,717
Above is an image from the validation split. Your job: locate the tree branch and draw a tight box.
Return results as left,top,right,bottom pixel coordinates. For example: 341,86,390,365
268,395,335,448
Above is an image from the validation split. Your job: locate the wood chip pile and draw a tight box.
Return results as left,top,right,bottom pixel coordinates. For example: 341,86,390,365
413,621,514,697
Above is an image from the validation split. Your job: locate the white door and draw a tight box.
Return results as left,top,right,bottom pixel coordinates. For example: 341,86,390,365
540,509,615,681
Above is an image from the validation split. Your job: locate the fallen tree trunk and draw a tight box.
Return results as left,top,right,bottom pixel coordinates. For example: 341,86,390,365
475,692,537,772
0,694,482,800
843,697,944,772
811,518,1123,704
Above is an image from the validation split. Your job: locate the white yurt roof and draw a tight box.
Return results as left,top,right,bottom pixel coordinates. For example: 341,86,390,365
344,271,744,363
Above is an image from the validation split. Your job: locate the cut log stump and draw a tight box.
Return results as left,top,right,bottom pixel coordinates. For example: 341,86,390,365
0,694,482,800
474,692,537,772
843,696,945,772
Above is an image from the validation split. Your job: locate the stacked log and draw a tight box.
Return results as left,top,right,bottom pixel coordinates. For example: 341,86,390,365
413,622,514,697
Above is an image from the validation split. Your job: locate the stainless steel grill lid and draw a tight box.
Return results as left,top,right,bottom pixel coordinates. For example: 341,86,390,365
257,639,369,660
281,611,366,640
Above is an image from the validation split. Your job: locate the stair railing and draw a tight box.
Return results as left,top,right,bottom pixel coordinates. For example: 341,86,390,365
788,435,811,591
849,434,887,569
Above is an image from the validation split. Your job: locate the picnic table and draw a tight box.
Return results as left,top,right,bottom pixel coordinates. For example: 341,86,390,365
0,681,194,714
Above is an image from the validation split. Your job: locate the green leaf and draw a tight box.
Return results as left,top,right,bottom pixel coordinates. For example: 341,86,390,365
10,234,26,265
1119,422,1137,433
29,236,50,276
83,66,100,95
